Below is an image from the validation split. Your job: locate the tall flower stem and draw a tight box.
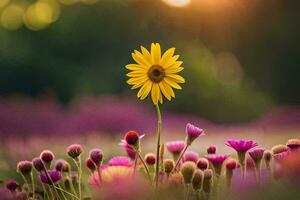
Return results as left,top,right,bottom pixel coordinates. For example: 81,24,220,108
155,104,162,189
74,157,82,200
173,144,189,172
137,151,152,183
30,173,36,200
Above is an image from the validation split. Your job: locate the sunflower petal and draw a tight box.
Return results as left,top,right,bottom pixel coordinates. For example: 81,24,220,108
140,46,152,64
159,82,171,101
160,47,175,66
165,77,183,89
140,81,152,100
126,70,147,77
162,80,175,98
151,83,160,105
125,64,147,70
132,51,151,67
127,76,148,85
165,67,184,74
151,43,161,64
163,55,180,68
166,74,185,83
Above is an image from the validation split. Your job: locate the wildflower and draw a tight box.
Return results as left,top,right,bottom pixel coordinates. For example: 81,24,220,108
271,144,289,161
166,140,185,160
89,148,103,168
205,154,230,177
183,151,199,163
185,123,205,146
286,139,300,150
164,159,175,176
119,140,137,160
55,159,66,172
180,161,196,184
39,170,62,185
86,158,96,173
17,161,33,182
32,157,44,172
108,156,132,167
263,150,272,171
226,139,257,178
196,158,209,170
126,43,185,105
192,169,203,192
40,150,54,169
5,180,19,192
62,162,71,174
207,146,216,154
67,144,83,159
225,159,237,188
203,169,213,196
145,153,156,166
124,130,140,150
249,148,265,180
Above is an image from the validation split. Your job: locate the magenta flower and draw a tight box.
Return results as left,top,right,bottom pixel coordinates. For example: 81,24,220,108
185,123,205,145
119,134,144,160
225,139,257,153
248,148,265,163
182,151,199,163
286,139,300,150
39,170,62,185
205,154,230,166
108,156,132,167
166,140,185,155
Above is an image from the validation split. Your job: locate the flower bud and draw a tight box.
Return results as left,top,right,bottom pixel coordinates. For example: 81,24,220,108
192,169,203,191
203,169,213,193
40,150,54,169
263,150,272,170
225,159,237,188
39,170,62,185
180,161,196,184
272,145,288,155
32,157,44,172
185,123,205,146
196,158,209,170
17,161,33,183
164,159,175,175
286,139,300,150
249,148,265,163
55,159,66,172
207,146,216,154
5,180,20,192
124,131,140,149
62,162,71,174
145,153,156,166
85,158,96,173
89,148,103,167
67,144,83,159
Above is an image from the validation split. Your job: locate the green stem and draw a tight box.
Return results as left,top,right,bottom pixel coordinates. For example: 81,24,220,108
30,173,35,200
173,144,189,172
74,157,82,200
154,104,162,190
54,186,80,200
137,151,152,183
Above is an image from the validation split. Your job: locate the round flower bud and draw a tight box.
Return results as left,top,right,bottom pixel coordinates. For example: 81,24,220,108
5,180,20,192
39,170,62,185
207,146,216,154
226,159,237,170
67,144,83,159
144,153,156,166
197,158,209,170
192,169,203,191
17,161,32,175
164,159,175,174
271,145,289,155
124,131,140,147
286,139,300,150
203,169,213,193
180,161,196,184
40,150,54,163
55,159,66,172
62,162,71,173
32,157,44,172
85,158,96,173
185,123,205,146
89,148,103,167
264,150,272,162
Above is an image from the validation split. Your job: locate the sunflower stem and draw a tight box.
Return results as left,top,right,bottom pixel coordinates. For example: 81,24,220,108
154,104,162,190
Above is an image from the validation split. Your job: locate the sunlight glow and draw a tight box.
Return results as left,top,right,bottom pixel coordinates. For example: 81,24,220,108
162,0,191,7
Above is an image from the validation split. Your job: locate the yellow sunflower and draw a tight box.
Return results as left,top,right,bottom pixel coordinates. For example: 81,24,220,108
126,43,185,105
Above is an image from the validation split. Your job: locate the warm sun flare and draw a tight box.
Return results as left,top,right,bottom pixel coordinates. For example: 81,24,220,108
162,0,191,7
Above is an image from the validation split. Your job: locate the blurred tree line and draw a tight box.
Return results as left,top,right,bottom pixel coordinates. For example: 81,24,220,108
0,0,299,123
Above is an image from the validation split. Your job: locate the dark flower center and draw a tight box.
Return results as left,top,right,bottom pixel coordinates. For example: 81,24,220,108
148,65,165,83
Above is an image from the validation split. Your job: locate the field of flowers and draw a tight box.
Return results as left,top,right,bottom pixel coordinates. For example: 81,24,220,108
0,42,300,200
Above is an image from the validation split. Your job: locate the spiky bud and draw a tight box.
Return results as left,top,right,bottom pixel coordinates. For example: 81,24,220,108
164,159,175,175
40,150,54,169
32,157,44,172
192,169,203,191
203,169,213,193
145,153,156,166
5,180,20,192
207,146,216,154
89,148,103,167
17,161,33,183
85,158,96,173
180,161,196,184
67,144,83,159
196,158,209,170
55,159,66,172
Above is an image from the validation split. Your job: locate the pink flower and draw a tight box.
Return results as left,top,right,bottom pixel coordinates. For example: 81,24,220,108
166,140,185,154
205,154,230,166
182,151,199,163
185,123,205,145
119,134,144,160
226,139,257,153
248,148,265,162
108,156,132,167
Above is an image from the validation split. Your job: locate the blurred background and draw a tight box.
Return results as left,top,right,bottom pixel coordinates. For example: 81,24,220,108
0,0,300,136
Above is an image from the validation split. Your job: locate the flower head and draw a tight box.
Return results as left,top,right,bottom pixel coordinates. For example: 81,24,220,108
17,161,32,175
124,130,140,148
196,158,209,170
192,169,204,191
119,140,136,160
40,150,54,163
144,153,156,166
5,180,19,192
32,157,44,172
272,144,290,161
183,151,199,163
164,159,175,175
55,159,66,172
226,139,257,153
89,148,103,167
203,169,213,193
166,140,185,155
207,146,216,154
185,123,205,145
86,158,96,173
205,154,230,166
180,161,196,184
286,139,300,150
108,156,132,167
248,148,265,163
39,170,62,185
67,144,83,159
126,43,185,105
226,159,237,170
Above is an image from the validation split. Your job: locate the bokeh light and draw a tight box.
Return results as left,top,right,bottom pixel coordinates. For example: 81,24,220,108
162,0,191,7
0,4,24,31
0,0,9,8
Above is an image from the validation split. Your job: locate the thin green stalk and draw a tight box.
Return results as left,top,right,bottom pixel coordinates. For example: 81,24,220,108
173,144,189,172
30,173,36,200
41,184,49,200
57,183,68,200
74,157,82,200
137,151,152,184
154,104,162,190
54,185,80,200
